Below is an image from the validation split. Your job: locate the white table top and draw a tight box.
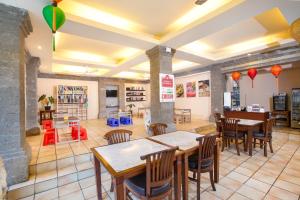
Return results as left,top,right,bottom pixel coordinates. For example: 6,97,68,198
150,131,203,151
238,119,264,126
94,139,170,172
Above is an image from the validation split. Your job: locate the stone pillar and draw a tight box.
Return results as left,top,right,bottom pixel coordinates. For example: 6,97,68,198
0,3,32,186
26,56,41,136
146,46,176,132
209,66,226,121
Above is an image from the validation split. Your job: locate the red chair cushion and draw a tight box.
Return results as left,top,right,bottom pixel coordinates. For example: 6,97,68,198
71,126,88,140
42,120,53,130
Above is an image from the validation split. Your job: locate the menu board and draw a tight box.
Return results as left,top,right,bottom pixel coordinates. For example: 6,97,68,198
160,73,175,102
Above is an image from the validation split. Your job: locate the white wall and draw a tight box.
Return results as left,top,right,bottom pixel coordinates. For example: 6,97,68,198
226,73,278,111
37,78,99,119
175,72,211,120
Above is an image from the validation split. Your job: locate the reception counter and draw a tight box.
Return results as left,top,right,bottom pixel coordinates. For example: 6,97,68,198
224,111,270,124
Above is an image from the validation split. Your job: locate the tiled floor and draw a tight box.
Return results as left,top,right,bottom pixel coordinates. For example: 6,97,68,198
7,117,300,200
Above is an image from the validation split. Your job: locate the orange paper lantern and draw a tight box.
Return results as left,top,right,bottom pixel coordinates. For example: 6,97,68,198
231,71,241,82
247,68,257,88
271,64,282,78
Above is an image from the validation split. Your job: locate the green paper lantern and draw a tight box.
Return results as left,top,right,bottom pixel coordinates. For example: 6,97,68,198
42,4,65,51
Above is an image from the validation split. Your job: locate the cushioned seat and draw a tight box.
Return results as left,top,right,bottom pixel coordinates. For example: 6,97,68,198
253,131,265,138
188,154,213,170
223,131,245,138
124,172,171,197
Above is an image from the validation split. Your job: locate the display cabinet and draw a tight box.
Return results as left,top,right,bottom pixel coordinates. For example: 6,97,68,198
291,88,300,128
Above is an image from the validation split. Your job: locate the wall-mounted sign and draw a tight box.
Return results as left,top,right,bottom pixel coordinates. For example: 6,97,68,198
160,73,175,102
186,81,196,97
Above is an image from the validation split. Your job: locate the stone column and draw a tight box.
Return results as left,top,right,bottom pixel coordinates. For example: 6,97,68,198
26,56,41,136
209,66,226,121
146,46,176,132
0,3,32,186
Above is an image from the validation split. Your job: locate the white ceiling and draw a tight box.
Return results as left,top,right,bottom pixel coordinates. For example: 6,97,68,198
1,0,300,79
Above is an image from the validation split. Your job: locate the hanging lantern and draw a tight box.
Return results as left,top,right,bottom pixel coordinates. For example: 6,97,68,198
290,18,300,43
231,71,241,86
271,64,282,90
42,0,65,51
247,68,257,88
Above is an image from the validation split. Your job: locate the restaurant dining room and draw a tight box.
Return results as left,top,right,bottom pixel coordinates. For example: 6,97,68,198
1,0,300,200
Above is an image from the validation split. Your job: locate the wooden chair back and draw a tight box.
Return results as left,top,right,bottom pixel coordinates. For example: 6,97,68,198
196,134,217,169
104,129,132,145
150,123,168,136
140,147,177,197
264,118,275,138
221,118,239,133
214,113,221,122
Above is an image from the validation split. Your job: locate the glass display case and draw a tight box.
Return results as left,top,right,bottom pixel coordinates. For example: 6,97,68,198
291,88,300,128
273,93,288,111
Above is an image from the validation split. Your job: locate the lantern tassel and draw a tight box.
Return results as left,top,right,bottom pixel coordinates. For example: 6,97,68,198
252,80,254,88
52,33,56,51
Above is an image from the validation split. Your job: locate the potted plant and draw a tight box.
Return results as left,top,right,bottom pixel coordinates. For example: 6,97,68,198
38,95,55,111
126,103,135,115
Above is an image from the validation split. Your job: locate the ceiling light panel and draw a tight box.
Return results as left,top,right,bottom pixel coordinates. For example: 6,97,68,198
52,64,109,76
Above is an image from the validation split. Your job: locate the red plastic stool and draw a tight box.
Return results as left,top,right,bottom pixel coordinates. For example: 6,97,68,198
42,120,53,130
71,126,88,140
43,132,59,146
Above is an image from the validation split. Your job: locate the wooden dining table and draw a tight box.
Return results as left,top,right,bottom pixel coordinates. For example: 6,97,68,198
217,118,264,156
92,131,220,200
91,138,183,200
148,131,220,200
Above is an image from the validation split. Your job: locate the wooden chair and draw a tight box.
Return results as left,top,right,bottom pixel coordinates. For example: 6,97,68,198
104,129,132,192
188,134,217,200
124,147,177,200
253,118,275,157
149,123,168,136
213,113,222,137
221,118,246,156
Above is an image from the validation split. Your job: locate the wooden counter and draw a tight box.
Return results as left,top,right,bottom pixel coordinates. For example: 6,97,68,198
224,111,270,124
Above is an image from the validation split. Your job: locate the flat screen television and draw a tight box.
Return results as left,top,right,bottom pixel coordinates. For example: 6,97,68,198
106,90,118,97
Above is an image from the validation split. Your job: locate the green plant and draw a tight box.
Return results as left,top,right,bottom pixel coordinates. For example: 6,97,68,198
38,94,55,106
126,103,135,111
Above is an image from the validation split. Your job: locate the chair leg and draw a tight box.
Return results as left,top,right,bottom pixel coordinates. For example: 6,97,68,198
209,170,216,191
235,137,240,156
110,177,114,192
260,140,263,149
168,191,172,200
197,170,201,200
253,138,256,148
193,172,196,179
264,141,267,157
243,136,246,151
269,139,274,153
221,137,225,152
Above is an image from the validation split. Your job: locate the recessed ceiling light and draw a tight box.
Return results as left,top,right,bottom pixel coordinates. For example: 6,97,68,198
247,53,252,56
37,45,42,50
195,0,208,5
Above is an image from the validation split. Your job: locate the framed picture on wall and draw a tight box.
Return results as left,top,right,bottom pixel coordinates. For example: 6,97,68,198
176,84,184,98
186,82,196,97
198,80,210,97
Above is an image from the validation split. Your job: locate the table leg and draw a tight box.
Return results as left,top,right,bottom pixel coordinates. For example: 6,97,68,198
182,154,188,200
93,155,102,200
174,155,182,200
214,142,220,183
113,177,125,200
248,128,253,156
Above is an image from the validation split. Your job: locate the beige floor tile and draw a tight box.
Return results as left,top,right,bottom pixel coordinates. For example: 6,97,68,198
237,185,266,200
278,172,300,186
218,177,243,191
34,188,58,200
234,166,255,177
268,186,299,200
200,191,221,200
252,171,277,185
82,185,97,199
226,171,249,183
208,184,234,200
58,182,81,197
79,177,95,189
228,193,251,200
273,179,300,195
59,190,85,200
245,178,271,193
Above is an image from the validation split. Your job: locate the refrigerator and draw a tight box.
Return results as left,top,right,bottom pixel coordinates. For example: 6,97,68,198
291,88,300,128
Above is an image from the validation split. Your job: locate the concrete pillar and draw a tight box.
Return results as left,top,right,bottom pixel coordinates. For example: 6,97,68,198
0,3,32,186
146,46,176,132
26,56,41,136
210,66,226,121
